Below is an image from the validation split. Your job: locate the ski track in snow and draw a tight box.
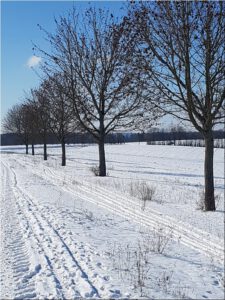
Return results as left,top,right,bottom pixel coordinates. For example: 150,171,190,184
11,155,224,263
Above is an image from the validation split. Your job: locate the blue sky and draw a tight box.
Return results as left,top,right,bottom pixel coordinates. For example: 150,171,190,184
1,1,125,120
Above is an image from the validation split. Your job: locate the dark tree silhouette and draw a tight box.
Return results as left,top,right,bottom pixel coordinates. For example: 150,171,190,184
40,75,79,166
22,101,39,156
31,86,51,160
35,7,159,176
129,1,225,211
3,104,31,154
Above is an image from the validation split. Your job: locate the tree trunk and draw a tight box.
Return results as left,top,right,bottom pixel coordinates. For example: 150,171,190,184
32,143,35,156
43,142,47,160
43,133,47,160
204,130,215,211
26,143,29,154
98,137,106,176
61,140,66,166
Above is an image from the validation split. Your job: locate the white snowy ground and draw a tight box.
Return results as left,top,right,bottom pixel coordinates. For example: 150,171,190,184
0,143,224,299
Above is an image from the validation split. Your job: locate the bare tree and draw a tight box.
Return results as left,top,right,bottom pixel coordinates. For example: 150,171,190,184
129,1,225,211
3,104,30,154
22,101,39,156
35,7,158,176
31,86,51,160
41,75,78,166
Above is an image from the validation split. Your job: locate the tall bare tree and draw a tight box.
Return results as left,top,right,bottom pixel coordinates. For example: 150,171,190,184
22,101,39,156
41,75,78,166
35,7,158,176
129,1,225,211
31,86,51,160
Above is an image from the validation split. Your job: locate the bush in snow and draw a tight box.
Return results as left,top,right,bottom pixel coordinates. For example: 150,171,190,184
90,165,100,176
106,227,173,296
90,165,109,176
129,181,156,210
196,189,221,211
196,190,205,211
143,226,173,255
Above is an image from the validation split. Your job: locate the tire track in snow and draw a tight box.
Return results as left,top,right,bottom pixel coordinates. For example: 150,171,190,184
17,157,224,263
1,162,40,300
3,160,102,299
13,184,125,299
0,164,15,299
1,161,74,299
17,191,100,299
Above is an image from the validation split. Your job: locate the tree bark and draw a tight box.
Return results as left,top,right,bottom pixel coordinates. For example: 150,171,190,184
61,140,66,166
32,143,35,155
26,143,29,154
98,137,106,176
204,130,215,211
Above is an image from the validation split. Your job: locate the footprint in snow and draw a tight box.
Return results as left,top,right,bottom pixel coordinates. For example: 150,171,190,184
103,275,110,281
213,280,219,286
110,289,121,298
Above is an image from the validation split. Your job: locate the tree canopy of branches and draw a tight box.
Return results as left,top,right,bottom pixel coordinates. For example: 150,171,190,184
3,104,33,154
22,101,39,155
31,87,51,160
39,75,79,166
129,1,225,211
35,7,159,176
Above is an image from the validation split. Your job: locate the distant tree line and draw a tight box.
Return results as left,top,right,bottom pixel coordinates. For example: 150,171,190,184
147,139,225,149
0,132,126,146
2,129,224,146
2,2,224,211
145,129,224,143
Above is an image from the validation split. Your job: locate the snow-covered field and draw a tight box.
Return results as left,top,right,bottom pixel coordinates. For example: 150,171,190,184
1,143,224,299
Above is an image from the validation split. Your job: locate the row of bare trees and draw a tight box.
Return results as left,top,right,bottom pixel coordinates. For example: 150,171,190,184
4,2,224,211
34,8,159,175
4,77,79,166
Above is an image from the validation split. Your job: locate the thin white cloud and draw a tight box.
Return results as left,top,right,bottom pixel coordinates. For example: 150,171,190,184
27,55,42,68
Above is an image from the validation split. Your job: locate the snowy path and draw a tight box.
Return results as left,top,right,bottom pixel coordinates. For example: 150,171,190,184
1,162,41,299
11,155,224,263
1,160,120,299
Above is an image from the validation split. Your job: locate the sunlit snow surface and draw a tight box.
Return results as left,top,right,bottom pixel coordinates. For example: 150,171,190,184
1,143,224,299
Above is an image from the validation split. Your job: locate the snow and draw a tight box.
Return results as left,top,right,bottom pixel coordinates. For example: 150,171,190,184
0,143,224,299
